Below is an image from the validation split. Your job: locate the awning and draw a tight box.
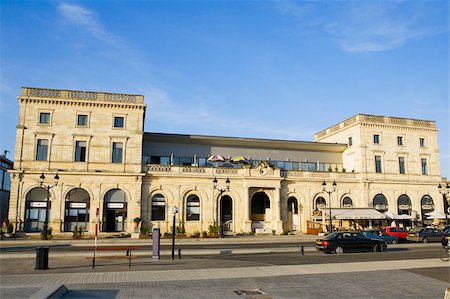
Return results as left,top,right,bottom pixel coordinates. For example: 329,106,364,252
425,211,449,219
321,208,387,220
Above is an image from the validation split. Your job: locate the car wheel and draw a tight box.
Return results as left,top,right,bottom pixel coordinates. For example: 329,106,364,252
391,239,398,244
422,238,429,243
373,244,381,252
334,245,344,254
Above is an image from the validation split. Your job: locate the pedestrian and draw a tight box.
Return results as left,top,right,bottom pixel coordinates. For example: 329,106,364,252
391,220,396,227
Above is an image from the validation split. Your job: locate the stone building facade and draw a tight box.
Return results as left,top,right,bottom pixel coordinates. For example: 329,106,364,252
7,87,446,237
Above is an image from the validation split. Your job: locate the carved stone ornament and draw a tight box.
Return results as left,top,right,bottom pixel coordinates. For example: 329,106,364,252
254,160,275,176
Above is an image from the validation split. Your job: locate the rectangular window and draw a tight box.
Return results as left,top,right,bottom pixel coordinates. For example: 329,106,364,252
77,114,88,126
112,142,123,163
36,139,48,161
113,116,124,128
375,156,382,173
398,157,405,174
39,112,50,124
421,158,428,175
397,136,403,146
348,137,353,146
75,141,87,162
373,134,380,144
420,138,426,147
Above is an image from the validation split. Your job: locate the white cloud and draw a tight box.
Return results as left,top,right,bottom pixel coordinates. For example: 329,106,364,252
57,2,120,44
276,1,447,53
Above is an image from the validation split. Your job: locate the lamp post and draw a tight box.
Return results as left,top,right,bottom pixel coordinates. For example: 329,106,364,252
171,206,178,260
39,173,59,240
322,180,337,233
213,177,230,237
438,182,450,225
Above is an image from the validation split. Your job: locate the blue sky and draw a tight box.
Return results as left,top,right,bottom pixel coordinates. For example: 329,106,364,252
1,0,448,177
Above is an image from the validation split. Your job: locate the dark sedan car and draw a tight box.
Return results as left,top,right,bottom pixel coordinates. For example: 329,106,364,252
316,231,387,254
406,227,442,243
360,230,399,244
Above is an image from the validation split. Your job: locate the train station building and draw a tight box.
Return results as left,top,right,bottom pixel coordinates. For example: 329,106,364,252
7,87,447,237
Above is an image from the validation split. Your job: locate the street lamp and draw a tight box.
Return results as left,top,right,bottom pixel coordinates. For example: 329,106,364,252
171,206,178,260
39,173,59,240
322,180,337,233
213,177,230,237
438,182,450,224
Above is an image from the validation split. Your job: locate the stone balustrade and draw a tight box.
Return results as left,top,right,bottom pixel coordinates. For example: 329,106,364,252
22,87,144,104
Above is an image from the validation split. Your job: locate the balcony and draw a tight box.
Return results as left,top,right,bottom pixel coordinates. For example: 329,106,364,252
142,155,343,172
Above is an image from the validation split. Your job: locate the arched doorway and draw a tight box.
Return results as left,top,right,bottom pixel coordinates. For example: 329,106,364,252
421,195,434,225
151,194,166,221
24,187,50,232
398,194,412,216
103,189,127,232
287,197,299,232
251,192,270,221
186,194,200,221
64,188,90,232
373,194,388,212
220,195,233,233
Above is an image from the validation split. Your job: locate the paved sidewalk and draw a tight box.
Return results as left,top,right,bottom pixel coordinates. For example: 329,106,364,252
1,258,448,298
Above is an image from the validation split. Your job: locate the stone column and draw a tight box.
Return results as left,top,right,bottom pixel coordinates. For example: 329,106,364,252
243,187,251,233
274,187,283,234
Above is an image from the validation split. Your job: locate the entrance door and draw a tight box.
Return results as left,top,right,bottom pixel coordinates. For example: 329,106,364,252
288,197,299,232
220,195,233,232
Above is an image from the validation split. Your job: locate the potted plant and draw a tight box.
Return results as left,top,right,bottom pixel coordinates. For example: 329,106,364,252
72,225,84,240
139,225,150,239
41,227,52,240
133,217,142,232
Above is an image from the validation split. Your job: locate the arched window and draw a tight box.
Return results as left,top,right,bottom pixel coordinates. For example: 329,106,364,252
373,194,388,212
103,189,127,232
186,195,200,221
342,197,353,208
421,195,434,224
397,194,411,215
64,188,90,232
315,196,326,210
24,187,50,232
151,194,166,221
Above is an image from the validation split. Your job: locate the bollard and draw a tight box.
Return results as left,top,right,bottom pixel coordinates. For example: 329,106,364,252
178,248,181,259
300,245,304,256
152,228,160,260
35,247,49,270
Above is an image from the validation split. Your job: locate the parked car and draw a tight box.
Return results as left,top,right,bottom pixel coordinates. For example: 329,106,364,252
315,231,387,254
360,230,399,244
381,226,408,240
406,227,442,243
